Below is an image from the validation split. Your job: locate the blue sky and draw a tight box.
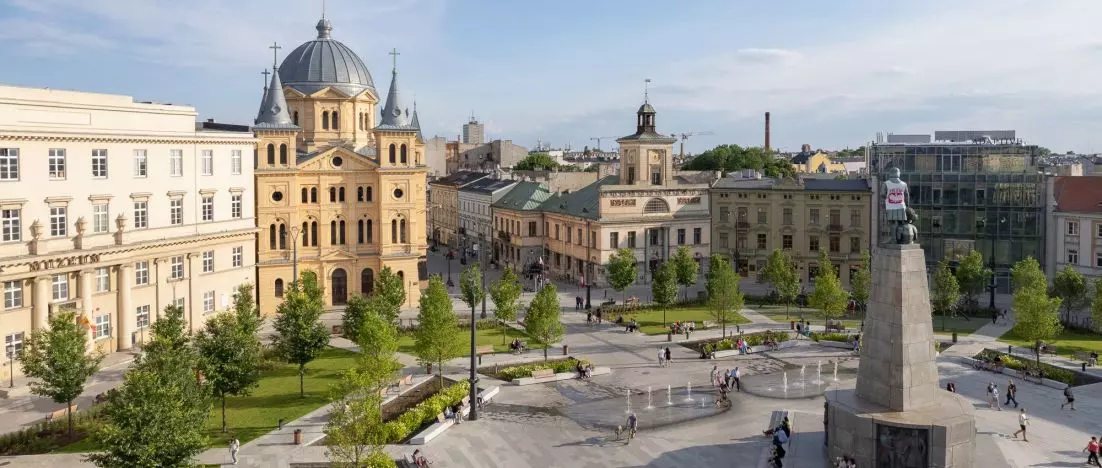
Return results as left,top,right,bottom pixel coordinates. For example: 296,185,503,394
3,0,1102,153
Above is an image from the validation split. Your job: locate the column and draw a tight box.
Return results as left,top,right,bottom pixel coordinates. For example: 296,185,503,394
78,270,95,351
32,276,50,330
117,265,133,350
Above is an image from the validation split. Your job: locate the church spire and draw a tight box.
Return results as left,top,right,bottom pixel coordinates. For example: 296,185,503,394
378,48,412,129
255,43,296,128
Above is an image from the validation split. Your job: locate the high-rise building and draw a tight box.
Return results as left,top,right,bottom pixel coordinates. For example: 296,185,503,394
870,131,1044,293
462,117,484,145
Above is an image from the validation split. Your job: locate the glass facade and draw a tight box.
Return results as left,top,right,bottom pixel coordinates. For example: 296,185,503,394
872,143,1044,292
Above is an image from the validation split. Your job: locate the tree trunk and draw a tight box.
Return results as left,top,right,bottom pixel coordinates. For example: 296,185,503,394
67,399,73,438
438,359,444,391
299,364,305,398
722,320,726,339
543,345,548,360
221,395,227,433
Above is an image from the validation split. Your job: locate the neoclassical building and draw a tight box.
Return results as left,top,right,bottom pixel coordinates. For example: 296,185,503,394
254,18,428,315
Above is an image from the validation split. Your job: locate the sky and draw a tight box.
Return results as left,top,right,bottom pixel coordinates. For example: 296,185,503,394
3,0,1102,154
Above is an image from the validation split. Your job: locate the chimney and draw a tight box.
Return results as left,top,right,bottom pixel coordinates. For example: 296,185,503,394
764,112,771,152
207,118,214,123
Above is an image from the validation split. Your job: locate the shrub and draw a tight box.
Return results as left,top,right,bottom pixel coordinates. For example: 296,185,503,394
741,330,790,347
382,380,470,443
495,358,591,381
974,349,1075,385
810,332,850,343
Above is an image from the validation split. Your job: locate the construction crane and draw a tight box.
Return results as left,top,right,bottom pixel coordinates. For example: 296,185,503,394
670,131,715,161
589,136,618,153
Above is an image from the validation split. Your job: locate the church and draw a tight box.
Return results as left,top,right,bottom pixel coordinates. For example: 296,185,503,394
253,17,428,315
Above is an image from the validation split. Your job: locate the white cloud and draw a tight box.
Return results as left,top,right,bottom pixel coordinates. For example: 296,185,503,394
732,48,802,65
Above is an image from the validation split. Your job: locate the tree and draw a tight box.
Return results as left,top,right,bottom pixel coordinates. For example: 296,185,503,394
762,248,799,317
1092,278,1102,332
706,255,743,338
605,248,638,303
1011,256,1047,294
271,276,331,398
414,276,462,388
86,305,210,468
849,250,871,313
20,311,103,437
1012,279,1062,366
1052,265,1087,322
460,263,486,319
195,285,264,433
931,260,962,331
325,370,390,468
670,245,700,301
954,250,991,308
489,267,522,344
525,283,565,360
373,266,406,326
681,144,795,178
352,302,400,391
341,295,373,343
651,262,679,327
808,251,848,327
513,153,559,171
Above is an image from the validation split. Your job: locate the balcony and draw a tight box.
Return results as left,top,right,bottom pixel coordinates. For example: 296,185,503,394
381,244,417,257
736,221,750,230
828,224,843,232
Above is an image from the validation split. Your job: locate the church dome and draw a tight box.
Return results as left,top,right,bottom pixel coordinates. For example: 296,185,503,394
278,19,375,97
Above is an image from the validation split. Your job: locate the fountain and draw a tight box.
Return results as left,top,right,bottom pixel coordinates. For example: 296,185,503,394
646,386,653,409
667,385,672,406
800,365,806,381
626,388,632,413
685,381,693,402
817,360,823,383
833,360,839,382
782,372,788,392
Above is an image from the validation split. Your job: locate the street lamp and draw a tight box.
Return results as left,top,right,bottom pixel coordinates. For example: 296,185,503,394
982,216,1006,310
6,345,14,388
468,264,480,421
584,220,592,310
288,225,301,285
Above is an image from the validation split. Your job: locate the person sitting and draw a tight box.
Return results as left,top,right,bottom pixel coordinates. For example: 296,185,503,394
615,315,625,325
412,449,428,467
443,406,456,421
763,416,792,438
946,382,957,393
715,385,730,407
583,364,594,379
1091,352,1099,367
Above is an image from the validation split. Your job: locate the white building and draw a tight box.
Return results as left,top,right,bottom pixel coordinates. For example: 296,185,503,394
1046,176,1102,281
0,85,257,375
457,178,516,257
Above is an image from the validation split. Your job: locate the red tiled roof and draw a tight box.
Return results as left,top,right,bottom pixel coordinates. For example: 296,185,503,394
1054,176,1102,213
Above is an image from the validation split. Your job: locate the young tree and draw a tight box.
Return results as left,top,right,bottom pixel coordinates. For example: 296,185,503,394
414,276,462,388
325,371,390,468
21,311,104,437
1010,256,1047,294
341,294,373,343
352,304,400,392
605,248,638,303
670,245,700,301
763,248,799,317
271,277,331,398
849,250,872,314
652,261,679,327
525,283,565,360
230,283,263,335
489,267,523,344
1053,265,1088,322
1012,281,1063,366
374,266,406,326
706,255,744,338
195,287,264,433
808,251,848,328
87,305,210,468
954,249,991,308
460,263,486,320
931,260,962,331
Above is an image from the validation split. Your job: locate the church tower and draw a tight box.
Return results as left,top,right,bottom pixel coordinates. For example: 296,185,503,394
616,97,676,188
254,63,300,170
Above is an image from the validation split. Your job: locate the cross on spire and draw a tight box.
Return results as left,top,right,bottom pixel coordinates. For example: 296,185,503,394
644,78,652,103
388,48,400,72
321,0,326,19
261,68,271,90
269,42,282,70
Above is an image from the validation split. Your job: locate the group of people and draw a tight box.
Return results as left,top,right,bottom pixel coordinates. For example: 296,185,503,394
622,318,640,333
763,416,792,467
443,400,468,424
832,455,857,467
575,360,595,379
710,365,742,391
657,347,673,367
670,321,695,337
509,338,528,354
585,309,604,325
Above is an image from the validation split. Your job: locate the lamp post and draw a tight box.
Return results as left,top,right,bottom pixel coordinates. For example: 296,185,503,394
288,225,301,285
6,345,13,388
984,216,1006,310
584,220,592,310
468,268,480,421
480,240,487,319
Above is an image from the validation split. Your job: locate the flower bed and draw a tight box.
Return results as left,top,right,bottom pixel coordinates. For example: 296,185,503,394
809,332,851,343
0,405,105,455
479,357,590,382
974,349,1076,386
682,330,790,353
382,380,470,444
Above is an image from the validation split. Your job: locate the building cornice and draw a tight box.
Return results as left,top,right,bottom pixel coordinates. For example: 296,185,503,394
0,133,255,145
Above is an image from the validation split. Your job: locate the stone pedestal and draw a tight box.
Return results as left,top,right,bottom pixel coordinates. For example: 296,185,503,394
826,244,975,467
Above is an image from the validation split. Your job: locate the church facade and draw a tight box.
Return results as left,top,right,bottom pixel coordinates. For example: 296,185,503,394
253,18,428,315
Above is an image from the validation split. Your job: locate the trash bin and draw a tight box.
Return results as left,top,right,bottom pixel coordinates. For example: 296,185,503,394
952,332,958,343
667,332,672,342
293,428,302,445
562,344,569,355
790,321,795,330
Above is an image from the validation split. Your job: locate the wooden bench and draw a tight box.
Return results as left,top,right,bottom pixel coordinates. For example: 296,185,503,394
475,345,495,365
702,321,718,329
826,320,846,331
1039,346,1058,356
530,368,555,379
1074,351,1093,364
45,405,76,423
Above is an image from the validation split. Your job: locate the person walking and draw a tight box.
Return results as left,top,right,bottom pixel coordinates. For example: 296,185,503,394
1086,436,1100,466
986,382,1001,410
1005,380,1019,408
1062,386,1077,411
732,366,742,391
658,348,666,367
710,365,719,387
1012,408,1029,441
664,347,672,366
229,437,240,465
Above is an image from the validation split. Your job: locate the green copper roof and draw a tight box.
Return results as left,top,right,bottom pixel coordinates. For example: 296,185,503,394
491,181,550,211
538,175,619,220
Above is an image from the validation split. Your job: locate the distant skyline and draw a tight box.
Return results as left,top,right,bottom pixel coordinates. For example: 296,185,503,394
3,0,1102,153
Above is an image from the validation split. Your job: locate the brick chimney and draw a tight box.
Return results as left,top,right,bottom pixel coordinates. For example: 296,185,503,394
764,112,771,152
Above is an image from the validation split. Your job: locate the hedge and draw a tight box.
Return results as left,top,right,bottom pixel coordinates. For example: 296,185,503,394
496,358,591,382
694,330,790,353
0,404,105,455
382,380,470,443
975,349,1076,385
810,332,851,343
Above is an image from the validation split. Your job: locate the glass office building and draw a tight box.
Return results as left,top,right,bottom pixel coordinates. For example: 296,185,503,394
871,133,1044,293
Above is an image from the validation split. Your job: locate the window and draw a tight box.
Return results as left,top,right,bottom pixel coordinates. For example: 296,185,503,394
169,149,183,176
850,237,860,253
3,281,21,309
201,150,213,175
1068,221,1080,235
93,314,110,339
1068,248,1079,264
577,228,582,245
677,229,686,245
266,144,275,165
5,332,23,358
627,231,637,248
231,150,242,175
133,201,148,229
720,232,729,248
782,235,793,250
95,267,109,292
850,209,861,228
809,236,820,252
1,209,20,242
133,150,148,177
528,221,537,236
169,199,183,225
643,198,669,214
232,246,243,267
136,305,150,329
554,224,560,240
329,187,337,203
366,186,373,201
720,207,730,222
231,194,242,219
279,144,288,165
201,196,214,222
1098,224,1102,238
173,297,185,310
0,148,18,180
310,187,318,203
1096,252,1102,268
92,204,109,233
566,227,572,243
627,167,636,184
91,149,108,178
202,250,214,273
275,279,285,297
51,274,68,301
49,207,67,237
736,234,746,249
338,187,345,202
357,187,364,202
203,291,215,313
829,235,840,253
651,167,661,185
135,261,149,286
829,209,841,227
610,232,619,248
693,228,701,245
757,233,767,249
170,256,184,279
783,208,792,225
810,209,820,225
48,149,66,179
757,208,767,224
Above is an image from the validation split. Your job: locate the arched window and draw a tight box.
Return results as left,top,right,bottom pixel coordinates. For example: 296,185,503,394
279,224,287,250
279,144,288,165
361,268,374,296
366,186,373,201
269,224,276,250
357,220,364,243
643,198,670,214
366,219,373,243
357,187,364,202
391,219,398,243
388,144,396,164
330,220,337,245
310,221,318,246
266,144,275,165
301,188,308,203
275,279,284,298
332,111,339,130
329,187,336,203
310,187,318,203
293,111,299,126
339,220,346,245
397,271,404,282
338,187,345,202
322,111,330,130
400,219,407,243
302,222,309,246
400,144,408,164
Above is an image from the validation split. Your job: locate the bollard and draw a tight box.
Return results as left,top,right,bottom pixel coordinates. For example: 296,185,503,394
667,332,672,342
293,428,302,445
1084,363,1088,372
1008,345,1012,355
563,344,569,355
278,418,284,430
791,321,795,330
952,332,958,343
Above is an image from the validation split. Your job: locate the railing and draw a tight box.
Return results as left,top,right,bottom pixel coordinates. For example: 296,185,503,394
736,221,750,229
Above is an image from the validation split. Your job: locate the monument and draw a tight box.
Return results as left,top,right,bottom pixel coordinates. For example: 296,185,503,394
824,169,975,467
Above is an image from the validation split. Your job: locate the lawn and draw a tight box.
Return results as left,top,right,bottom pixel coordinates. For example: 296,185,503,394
999,327,1102,359
617,306,749,335
751,304,864,329
397,324,533,356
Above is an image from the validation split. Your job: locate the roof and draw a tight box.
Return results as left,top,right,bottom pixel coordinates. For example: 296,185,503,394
1053,176,1102,213
617,100,676,143
376,69,418,132
429,171,489,188
539,175,619,220
278,19,375,97
803,179,871,192
790,151,814,164
712,177,779,189
492,181,551,211
673,171,716,185
460,177,516,195
255,67,298,130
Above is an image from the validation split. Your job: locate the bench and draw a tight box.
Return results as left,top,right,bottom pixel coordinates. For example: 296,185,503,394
1039,345,1057,356
45,405,76,423
826,320,846,331
702,321,718,329
530,369,555,379
410,385,501,445
401,454,418,468
514,366,612,386
1074,351,1095,365
475,345,495,365
762,410,794,464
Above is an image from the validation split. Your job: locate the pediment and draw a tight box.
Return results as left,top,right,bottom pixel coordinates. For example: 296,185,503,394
308,87,353,99
283,87,307,98
298,147,379,172
320,250,358,261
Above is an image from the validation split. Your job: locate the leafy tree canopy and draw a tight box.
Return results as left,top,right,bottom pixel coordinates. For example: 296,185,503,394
681,144,794,178
514,153,560,171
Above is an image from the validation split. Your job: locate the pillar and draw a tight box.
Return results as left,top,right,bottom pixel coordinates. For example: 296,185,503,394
32,276,50,330
78,270,95,351
117,265,133,350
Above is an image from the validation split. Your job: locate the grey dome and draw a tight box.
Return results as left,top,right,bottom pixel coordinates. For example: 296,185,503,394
278,19,375,97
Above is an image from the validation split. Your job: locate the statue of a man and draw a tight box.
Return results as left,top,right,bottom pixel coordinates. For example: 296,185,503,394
883,167,909,222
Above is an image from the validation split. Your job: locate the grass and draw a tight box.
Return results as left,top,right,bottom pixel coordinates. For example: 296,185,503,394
751,304,864,329
616,306,749,335
929,315,988,336
397,325,533,356
999,327,1102,359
